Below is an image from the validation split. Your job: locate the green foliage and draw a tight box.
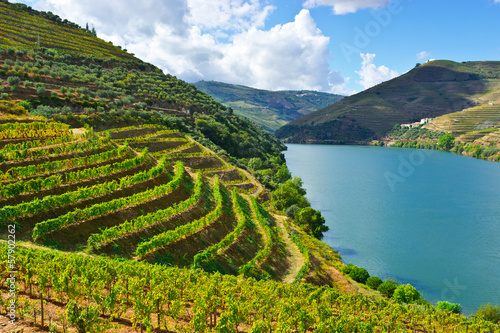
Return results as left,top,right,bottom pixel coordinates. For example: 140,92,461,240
285,204,301,218
366,276,383,290
438,133,455,149
341,263,355,275
436,301,462,314
295,207,329,239
36,85,47,95
475,303,500,324
17,100,32,112
65,300,105,333
248,157,263,171
89,168,200,250
377,280,399,298
271,176,309,211
348,266,370,284
7,75,21,86
392,284,421,304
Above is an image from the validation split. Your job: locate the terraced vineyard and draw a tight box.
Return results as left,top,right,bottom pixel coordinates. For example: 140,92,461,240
0,111,336,329
425,104,500,145
1,115,498,332
0,3,499,332
0,1,134,60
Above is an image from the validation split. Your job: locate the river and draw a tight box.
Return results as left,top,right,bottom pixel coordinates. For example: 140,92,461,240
284,144,500,314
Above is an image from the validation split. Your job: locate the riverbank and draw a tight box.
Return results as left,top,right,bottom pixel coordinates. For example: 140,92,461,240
370,125,500,162
284,143,500,314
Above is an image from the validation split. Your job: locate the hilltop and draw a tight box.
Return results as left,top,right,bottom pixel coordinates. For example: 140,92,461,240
195,80,343,132
276,60,500,144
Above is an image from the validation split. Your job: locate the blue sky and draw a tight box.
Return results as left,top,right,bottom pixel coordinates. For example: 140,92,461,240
12,0,500,95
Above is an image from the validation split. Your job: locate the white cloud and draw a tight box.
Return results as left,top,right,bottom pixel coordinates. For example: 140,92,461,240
23,0,349,94
303,0,391,15
416,51,431,60
187,0,275,32
213,9,346,93
355,53,398,90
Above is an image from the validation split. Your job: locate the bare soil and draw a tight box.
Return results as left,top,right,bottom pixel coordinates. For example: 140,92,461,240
0,158,151,209
42,173,191,250
129,140,187,153
96,180,212,258
168,156,224,170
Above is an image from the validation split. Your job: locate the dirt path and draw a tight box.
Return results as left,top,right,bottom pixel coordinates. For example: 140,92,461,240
240,168,264,197
273,214,305,284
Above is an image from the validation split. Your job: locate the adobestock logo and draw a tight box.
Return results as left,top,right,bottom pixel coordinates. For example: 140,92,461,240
441,277,467,303
340,0,404,63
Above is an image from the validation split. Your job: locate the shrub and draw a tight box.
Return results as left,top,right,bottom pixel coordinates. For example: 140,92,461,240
295,207,329,239
436,301,462,314
438,133,455,150
393,284,421,304
285,204,301,218
349,266,370,284
7,76,21,86
1,93,9,99
378,280,399,298
474,303,500,323
366,276,383,290
17,101,32,112
36,86,47,95
341,263,355,275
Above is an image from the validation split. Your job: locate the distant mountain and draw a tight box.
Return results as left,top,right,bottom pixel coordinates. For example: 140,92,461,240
276,60,500,144
194,81,343,132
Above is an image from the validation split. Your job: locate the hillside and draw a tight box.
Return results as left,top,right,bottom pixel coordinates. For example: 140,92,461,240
195,80,343,132
276,60,500,144
0,3,499,332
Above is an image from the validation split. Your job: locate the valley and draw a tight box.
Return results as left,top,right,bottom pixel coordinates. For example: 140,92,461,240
0,0,499,332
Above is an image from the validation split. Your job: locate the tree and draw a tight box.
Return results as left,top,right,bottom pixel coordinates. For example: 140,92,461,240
436,301,462,314
36,86,46,95
438,133,455,150
393,284,421,304
366,276,383,290
285,204,301,218
7,76,21,87
348,266,369,284
275,163,291,183
295,207,329,239
271,177,309,211
248,157,263,171
378,280,398,298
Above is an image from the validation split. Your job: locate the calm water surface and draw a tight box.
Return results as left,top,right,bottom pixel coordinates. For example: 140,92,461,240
284,144,500,314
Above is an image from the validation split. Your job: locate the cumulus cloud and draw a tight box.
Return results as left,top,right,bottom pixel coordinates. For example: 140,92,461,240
416,51,431,60
187,0,275,32
302,0,391,15
214,9,344,92
356,53,398,90
23,0,349,94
